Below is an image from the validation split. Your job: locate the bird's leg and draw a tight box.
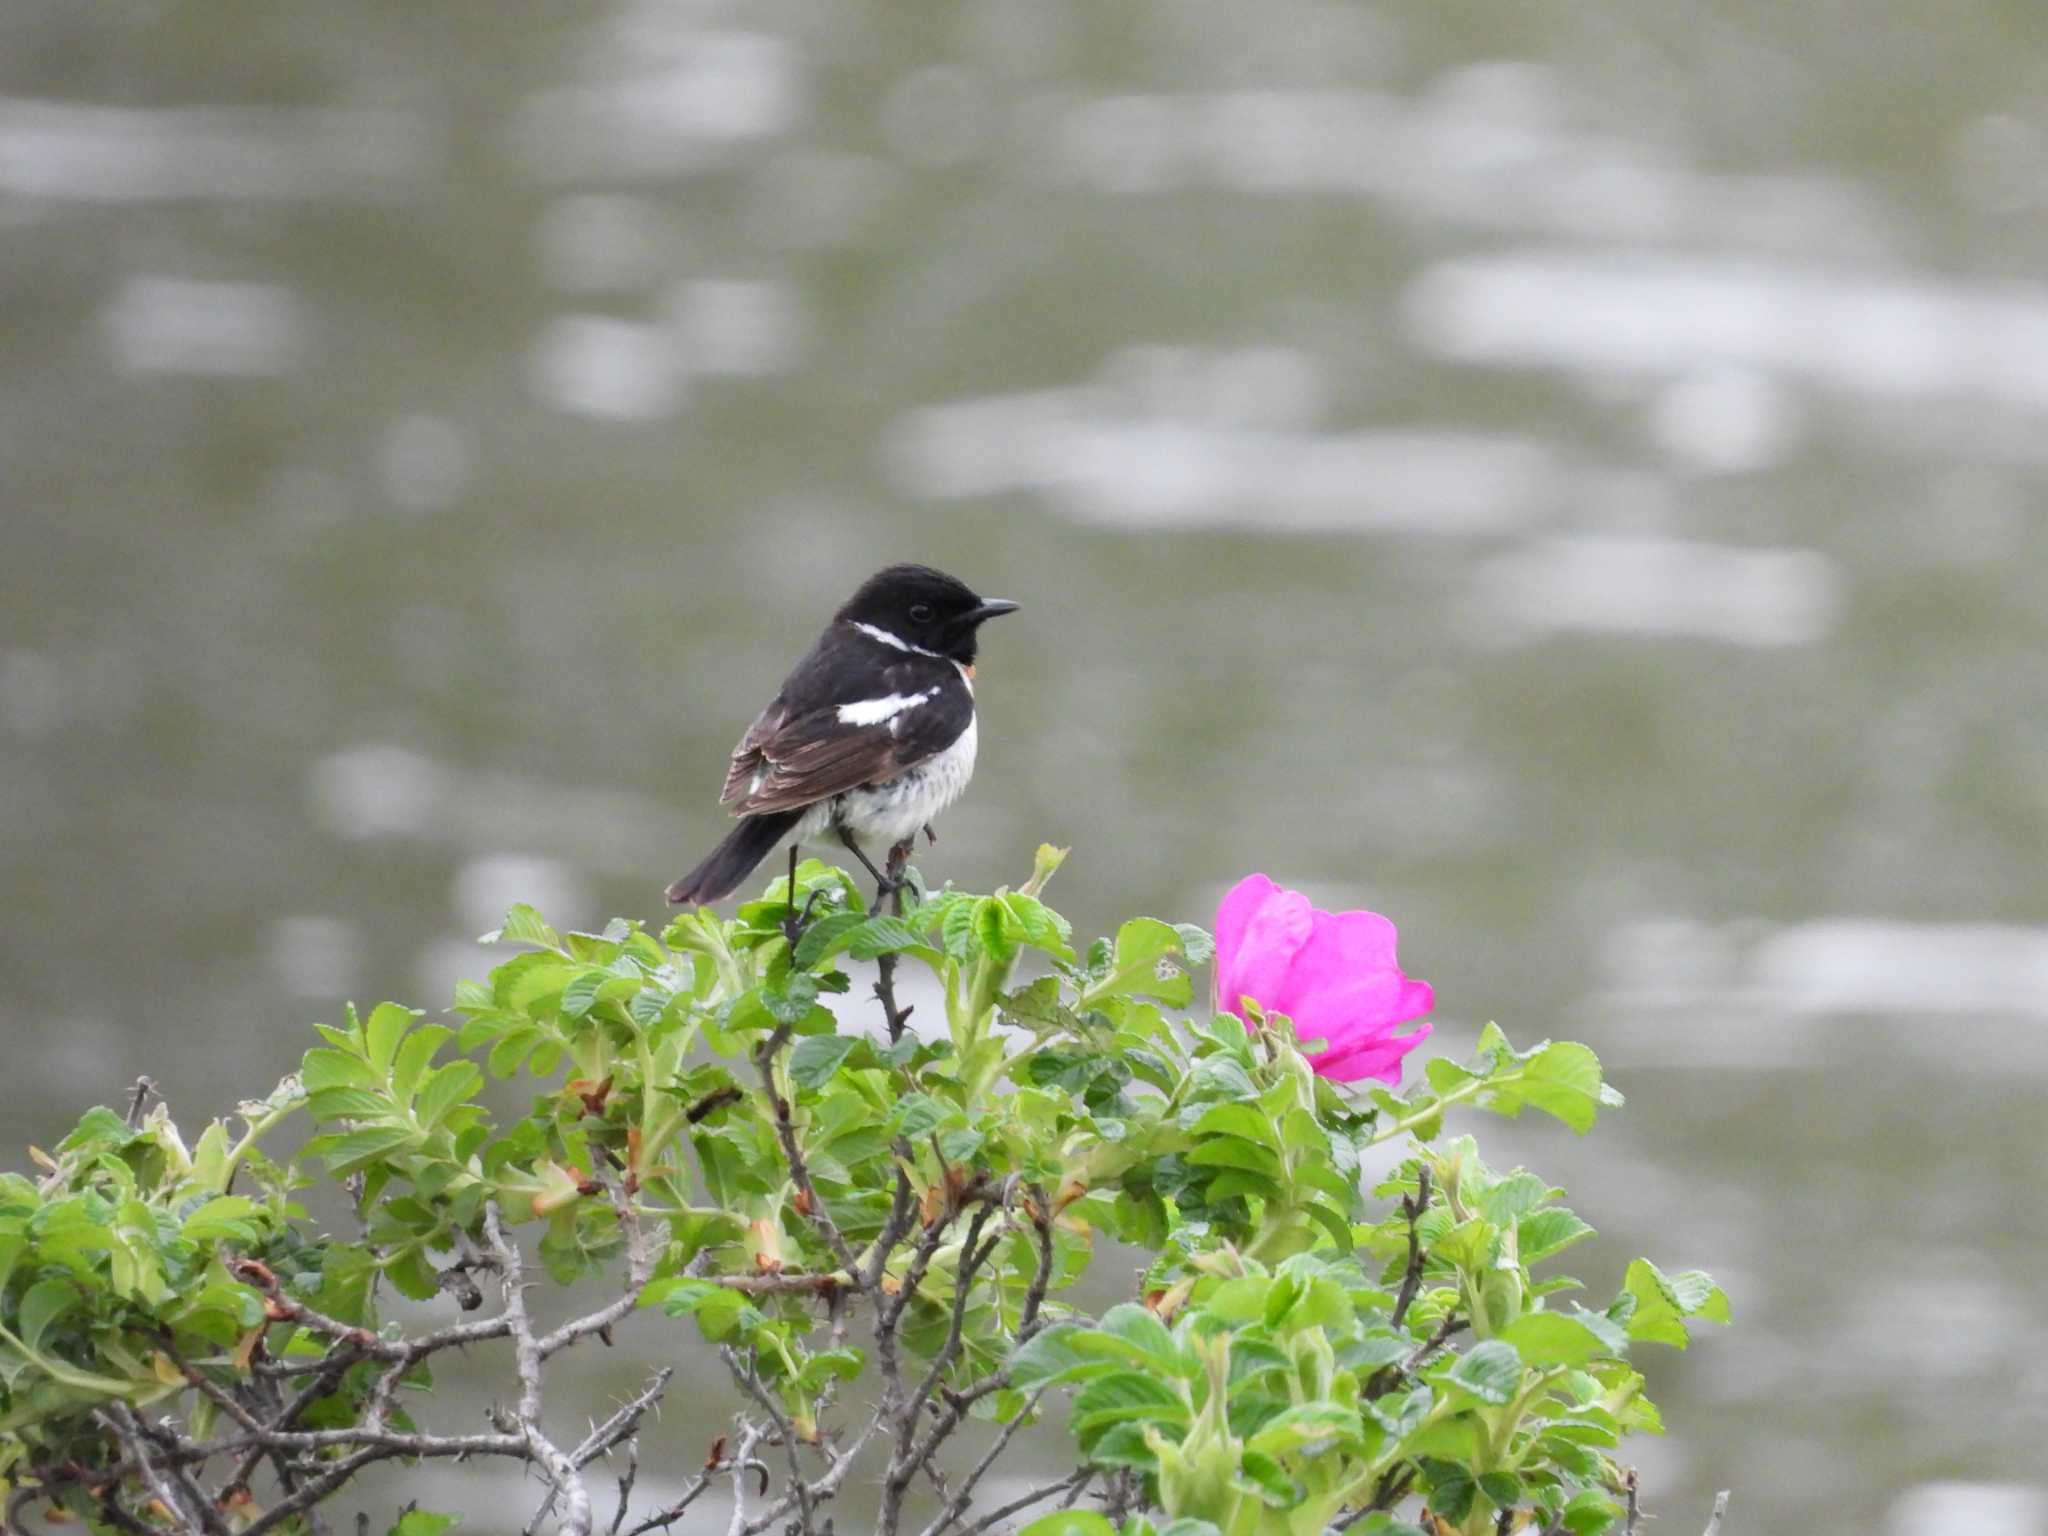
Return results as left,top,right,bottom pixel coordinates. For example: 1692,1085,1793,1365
922,822,937,846
838,826,893,912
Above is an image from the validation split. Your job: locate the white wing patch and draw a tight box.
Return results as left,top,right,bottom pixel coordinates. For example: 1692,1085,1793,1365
837,689,933,726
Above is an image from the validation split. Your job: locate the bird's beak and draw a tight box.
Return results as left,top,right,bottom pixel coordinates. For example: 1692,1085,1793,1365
966,598,1020,623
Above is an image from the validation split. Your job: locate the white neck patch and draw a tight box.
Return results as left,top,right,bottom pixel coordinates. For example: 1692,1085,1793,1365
851,621,943,659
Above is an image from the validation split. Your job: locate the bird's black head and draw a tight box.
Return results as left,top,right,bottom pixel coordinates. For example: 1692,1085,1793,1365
836,564,1019,666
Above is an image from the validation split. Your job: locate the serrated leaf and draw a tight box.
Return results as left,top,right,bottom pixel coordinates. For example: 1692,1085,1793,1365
1447,1339,1522,1404
17,1277,80,1351
1519,1207,1595,1264
416,1061,483,1129
788,1035,858,1089
793,910,867,969
1499,1311,1619,1367
482,904,561,951
1019,1516,1116,1536
846,915,927,959
312,1124,421,1177
363,1003,416,1075
895,1094,946,1139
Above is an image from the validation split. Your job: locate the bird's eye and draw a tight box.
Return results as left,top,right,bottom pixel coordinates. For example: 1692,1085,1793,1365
909,603,935,624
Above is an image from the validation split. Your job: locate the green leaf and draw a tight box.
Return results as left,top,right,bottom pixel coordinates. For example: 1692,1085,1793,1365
794,911,868,968
416,1061,483,1129
1019,1516,1116,1536
937,1126,985,1164
1094,1304,1188,1376
1490,1042,1606,1133
1009,1326,1105,1388
17,1277,80,1350
1188,1102,1282,1152
389,1510,461,1536
482,903,561,951
311,1124,421,1177
1093,918,1192,1006
1518,1207,1595,1264
1246,1402,1362,1456
845,916,929,959
1560,1490,1625,1535
181,1196,266,1243
1446,1339,1523,1405
302,1048,375,1093
364,1003,417,1075
1072,1369,1189,1434
895,1094,946,1139
788,1035,858,1089
1477,1471,1521,1508
1499,1311,1618,1367
1621,1260,1729,1347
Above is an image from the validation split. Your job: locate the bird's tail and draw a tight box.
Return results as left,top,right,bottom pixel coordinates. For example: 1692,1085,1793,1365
664,810,805,906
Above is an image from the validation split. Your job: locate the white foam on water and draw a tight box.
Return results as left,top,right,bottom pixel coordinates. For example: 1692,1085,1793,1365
377,414,471,513
528,314,684,421
268,916,362,1000
1404,249,2048,413
0,98,426,203
452,854,590,938
102,277,308,378
1590,917,2048,1070
1889,1483,2044,1536
534,194,665,294
1036,83,1893,256
1465,535,1843,647
513,32,803,180
888,378,1557,535
307,744,693,877
665,279,804,377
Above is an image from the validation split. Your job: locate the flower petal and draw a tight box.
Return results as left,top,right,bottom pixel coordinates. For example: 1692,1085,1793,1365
1310,1020,1433,1084
1215,876,1312,1019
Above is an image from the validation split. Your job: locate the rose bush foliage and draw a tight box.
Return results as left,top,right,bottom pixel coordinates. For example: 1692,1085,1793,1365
0,845,1725,1536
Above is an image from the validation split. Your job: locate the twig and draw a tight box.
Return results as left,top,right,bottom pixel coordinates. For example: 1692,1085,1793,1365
725,1349,815,1533
723,1422,766,1536
1624,1466,1641,1534
484,1200,591,1536
960,1469,1094,1535
619,1470,715,1536
608,1440,639,1536
913,1386,1049,1536
1701,1490,1731,1536
1390,1165,1432,1330
98,1404,196,1534
754,1025,864,1281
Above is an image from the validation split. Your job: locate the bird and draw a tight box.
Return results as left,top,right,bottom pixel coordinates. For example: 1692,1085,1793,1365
664,564,1019,906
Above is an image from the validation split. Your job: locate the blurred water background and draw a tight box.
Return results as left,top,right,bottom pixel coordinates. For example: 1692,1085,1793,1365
7,0,2048,1530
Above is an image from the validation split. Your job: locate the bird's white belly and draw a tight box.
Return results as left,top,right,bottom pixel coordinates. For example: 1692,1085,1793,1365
822,715,978,849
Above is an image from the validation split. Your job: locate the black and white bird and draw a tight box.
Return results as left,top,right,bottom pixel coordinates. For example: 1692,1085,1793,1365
663,565,1019,906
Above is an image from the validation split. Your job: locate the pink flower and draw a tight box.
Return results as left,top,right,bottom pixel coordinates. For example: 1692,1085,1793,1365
1213,874,1434,1084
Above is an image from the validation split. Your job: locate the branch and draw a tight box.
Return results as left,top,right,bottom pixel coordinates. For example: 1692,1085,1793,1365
1389,1165,1431,1331
484,1199,591,1536
960,1469,1094,1535
754,1024,864,1281
1701,1491,1731,1536
913,1386,1049,1536
97,1404,201,1536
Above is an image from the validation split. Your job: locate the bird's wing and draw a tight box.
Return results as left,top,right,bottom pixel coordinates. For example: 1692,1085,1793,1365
719,629,970,817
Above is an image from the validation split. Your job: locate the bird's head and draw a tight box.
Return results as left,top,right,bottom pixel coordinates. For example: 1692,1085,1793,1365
837,564,1019,666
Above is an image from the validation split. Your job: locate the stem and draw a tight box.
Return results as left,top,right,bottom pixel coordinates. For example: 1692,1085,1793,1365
1371,1077,1486,1145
